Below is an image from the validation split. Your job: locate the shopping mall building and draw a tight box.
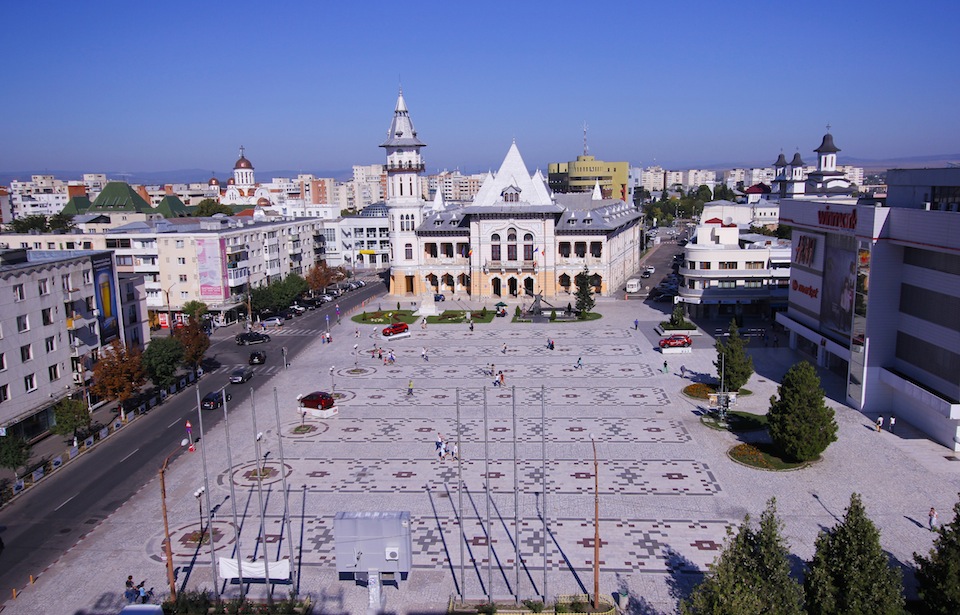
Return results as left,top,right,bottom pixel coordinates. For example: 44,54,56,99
777,168,960,450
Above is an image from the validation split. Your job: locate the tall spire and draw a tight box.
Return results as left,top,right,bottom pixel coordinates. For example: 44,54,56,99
381,87,425,148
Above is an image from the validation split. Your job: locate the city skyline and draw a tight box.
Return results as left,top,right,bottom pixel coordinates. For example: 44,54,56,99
3,0,958,175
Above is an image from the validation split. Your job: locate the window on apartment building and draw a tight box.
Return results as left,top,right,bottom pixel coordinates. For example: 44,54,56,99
24,374,36,392
45,336,55,352
13,284,24,302
0,384,8,403
719,262,738,270
699,262,711,270
177,257,186,265
83,270,92,284
718,281,736,289
47,242,55,249
116,255,133,266
0,352,5,370
48,364,60,381
17,315,29,333
745,261,764,269
21,344,32,362
179,274,188,282
180,291,189,299
744,280,762,288
176,240,184,248
42,308,53,326
38,279,49,295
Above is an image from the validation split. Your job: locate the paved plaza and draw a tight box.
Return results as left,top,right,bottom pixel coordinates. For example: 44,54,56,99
4,297,960,614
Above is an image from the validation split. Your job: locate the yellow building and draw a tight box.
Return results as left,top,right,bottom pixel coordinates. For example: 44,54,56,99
548,155,630,202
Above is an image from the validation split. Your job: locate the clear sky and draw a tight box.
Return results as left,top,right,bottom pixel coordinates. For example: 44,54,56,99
2,0,958,177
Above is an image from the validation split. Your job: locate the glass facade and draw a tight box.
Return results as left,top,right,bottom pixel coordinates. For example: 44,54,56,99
847,240,870,406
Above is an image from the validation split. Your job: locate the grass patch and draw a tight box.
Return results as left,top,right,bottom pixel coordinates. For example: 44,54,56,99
352,310,418,325
426,310,495,324
729,442,808,471
701,410,768,432
683,383,752,399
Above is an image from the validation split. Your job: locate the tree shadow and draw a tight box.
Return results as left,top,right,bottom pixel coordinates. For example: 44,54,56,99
665,548,701,611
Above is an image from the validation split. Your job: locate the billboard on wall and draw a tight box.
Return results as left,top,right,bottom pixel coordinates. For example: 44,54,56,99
819,233,857,340
92,253,119,345
789,268,823,317
197,238,228,301
793,232,824,271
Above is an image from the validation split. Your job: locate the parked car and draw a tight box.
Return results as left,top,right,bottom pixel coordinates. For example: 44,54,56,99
236,332,271,345
434,293,445,302
317,294,333,303
280,309,297,319
261,316,284,327
230,367,254,384
659,334,693,348
298,391,335,410
289,305,307,314
249,351,266,365
201,390,232,410
382,322,409,336
640,271,651,279
644,265,656,274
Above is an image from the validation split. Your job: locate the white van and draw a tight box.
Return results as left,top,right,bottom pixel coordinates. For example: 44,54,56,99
625,278,643,293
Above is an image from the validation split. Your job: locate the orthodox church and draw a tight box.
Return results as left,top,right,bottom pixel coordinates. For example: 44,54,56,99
384,89,644,299
210,146,276,207
772,128,853,198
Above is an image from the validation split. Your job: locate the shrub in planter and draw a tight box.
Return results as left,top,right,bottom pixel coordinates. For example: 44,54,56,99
481,306,488,317
550,310,556,321
477,602,497,614
515,305,522,317
522,599,545,613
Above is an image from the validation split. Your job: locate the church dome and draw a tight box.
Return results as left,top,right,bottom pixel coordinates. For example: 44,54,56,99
815,132,840,154
208,176,220,186
227,177,235,185
257,197,270,206
234,155,253,170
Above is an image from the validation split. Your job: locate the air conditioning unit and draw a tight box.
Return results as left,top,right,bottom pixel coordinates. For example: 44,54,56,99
384,547,399,561
73,372,84,384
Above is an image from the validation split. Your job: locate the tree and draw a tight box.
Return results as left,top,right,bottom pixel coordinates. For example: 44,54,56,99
768,361,837,462
141,336,185,388
90,340,146,413
48,212,75,233
51,398,91,441
175,320,210,376
714,320,753,391
670,304,687,327
193,198,234,217
915,494,960,614
805,492,904,615
181,300,208,322
306,263,338,292
0,435,31,479
8,215,49,233
682,498,803,615
574,265,595,318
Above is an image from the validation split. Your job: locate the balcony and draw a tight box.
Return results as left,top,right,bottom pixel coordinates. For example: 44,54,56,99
482,259,537,273
556,256,603,267
385,161,425,172
226,258,249,270
226,244,248,255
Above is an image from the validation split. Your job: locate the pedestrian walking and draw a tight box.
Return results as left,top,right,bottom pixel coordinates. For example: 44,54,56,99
489,363,495,377
575,357,582,369
499,371,505,387
663,360,669,374
421,318,427,330
680,364,687,378
502,343,507,354
890,416,896,433
138,582,148,604
469,322,474,332
422,347,429,361
124,576,137,603
408,379,414,395
634,319,639,330
439,439,447,460
436,432,443,453
452,442,459,460
876,416,884,432
930,507,939,531
326,332,332,343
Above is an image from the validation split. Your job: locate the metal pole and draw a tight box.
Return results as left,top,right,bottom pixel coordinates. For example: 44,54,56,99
251,395,273,605
457,388,464,601
483,386,492,603
273,388,297,593
541,385,547,603
591,434,600,611
282,347,288,371
512,385,519,604
222,390,245,597
196,386,220,598
159,439,187,600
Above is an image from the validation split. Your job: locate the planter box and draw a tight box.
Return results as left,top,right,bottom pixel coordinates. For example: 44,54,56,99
303,405,338,419
656,324,702,336
661,346,693,354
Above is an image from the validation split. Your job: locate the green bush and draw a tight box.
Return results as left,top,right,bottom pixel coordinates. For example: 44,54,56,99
522,599,545,613
515,305,522,317
481,306,488,317
477,602,497,614
550,310,556,321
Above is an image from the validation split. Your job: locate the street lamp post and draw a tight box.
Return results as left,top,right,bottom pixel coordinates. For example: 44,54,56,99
159,438,190,600
590,433,601,611
164,283,179,336
353,344,358,369
329,366,335,395
194,487,205,541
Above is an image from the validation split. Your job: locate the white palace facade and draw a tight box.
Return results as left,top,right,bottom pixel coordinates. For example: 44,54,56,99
383,90,644,299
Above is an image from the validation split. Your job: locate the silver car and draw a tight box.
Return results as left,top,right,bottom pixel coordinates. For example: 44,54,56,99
230,367,253,384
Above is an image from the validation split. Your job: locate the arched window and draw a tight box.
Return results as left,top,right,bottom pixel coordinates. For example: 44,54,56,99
404,243,413,260
523,233,534,260
507,229,517,261
491,233,501,261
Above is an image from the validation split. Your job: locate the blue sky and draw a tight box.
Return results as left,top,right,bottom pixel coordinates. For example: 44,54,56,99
2,0,958,177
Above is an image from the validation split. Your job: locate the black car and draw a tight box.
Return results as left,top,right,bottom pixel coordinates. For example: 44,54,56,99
280,309,297,319
236,332,271,345
201,390,232,410
249,351,266,365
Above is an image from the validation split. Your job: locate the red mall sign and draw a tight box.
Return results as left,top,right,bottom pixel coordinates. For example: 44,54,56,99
792,279,819,298
817,208,857,230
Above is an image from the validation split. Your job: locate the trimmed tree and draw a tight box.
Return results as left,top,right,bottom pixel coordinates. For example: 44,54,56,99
768,361,837,462
574,265,595,318
181,300,208,322
193,198,234,217
141,336,185,388
51,398,92,442
915,494,960,614
175,319,210,377
714,320,753,391
682,498,803,615
805,492,904,614
0,434,31,479
90,340,146,416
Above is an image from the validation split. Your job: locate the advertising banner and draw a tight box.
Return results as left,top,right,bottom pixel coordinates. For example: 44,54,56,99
819,233,857,339
197,238,228,300
788,268,823,317
793,232,824,272
92,252,119,345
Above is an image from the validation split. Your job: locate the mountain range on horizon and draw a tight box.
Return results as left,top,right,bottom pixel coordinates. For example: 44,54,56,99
2,153,958,188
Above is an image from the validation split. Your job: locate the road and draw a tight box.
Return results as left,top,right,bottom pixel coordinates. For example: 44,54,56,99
0,279,387,595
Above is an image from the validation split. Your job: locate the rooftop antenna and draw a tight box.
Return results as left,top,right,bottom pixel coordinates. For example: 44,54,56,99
582,122,589,156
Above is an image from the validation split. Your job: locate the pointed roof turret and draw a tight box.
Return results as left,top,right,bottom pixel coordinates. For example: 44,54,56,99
591,179,603,200
380,87,426,148
773,152,788,167
815,132,840,154
430,185,445,212
472,142,554,207
789,152,806,167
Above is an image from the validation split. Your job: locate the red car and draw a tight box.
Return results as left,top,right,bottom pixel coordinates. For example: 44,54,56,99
382,322,409,336
659,334,692,348
298,391,335,410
